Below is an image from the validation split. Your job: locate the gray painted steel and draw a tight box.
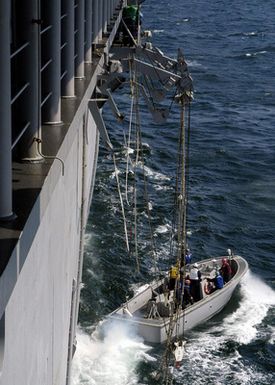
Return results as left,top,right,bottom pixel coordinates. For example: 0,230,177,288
84,0,93,63
41,0,62,124
92,0,99,44
103,0,108,34
61,0,75,97
17,0,42,161
75,0,85,79
0,1,126,383
98,0,103,41
0,0,13,219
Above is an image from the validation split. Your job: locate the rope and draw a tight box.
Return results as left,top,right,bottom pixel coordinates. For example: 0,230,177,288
133,63,141,272
125,84,134,205
158,95,191,382
112,152,130,253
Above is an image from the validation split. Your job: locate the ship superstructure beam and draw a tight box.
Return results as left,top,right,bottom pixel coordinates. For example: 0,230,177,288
98,0,103,41
107,0,112,26
75,0,85,79
89,100,113,151
111,46,192,93
103,0,108,35
92,0,99,45
0,0,13,220
61,0,75,97
84,0,93,63
105,40,193,126
42,0,62,124
135,46,178,71
0,0,126,245
132,58,184,84
16,0,42,161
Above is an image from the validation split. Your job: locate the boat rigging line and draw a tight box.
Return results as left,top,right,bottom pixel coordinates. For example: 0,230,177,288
157,94,192,383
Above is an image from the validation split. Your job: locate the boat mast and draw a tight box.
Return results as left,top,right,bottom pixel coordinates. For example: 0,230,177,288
158,93,192,384
178,98,187,269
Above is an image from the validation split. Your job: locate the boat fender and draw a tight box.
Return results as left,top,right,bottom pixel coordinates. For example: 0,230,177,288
123,307,133,317
174,340,186,368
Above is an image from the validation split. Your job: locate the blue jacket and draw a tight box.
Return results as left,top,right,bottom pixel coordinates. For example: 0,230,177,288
215,274,224,289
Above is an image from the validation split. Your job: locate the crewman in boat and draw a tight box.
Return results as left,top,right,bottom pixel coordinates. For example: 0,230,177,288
183,276,194,306
169,264,179,291
185,249,192,265
215,272,224,289
175,277,184,310
204,279,215,295
144,288,160,319
162,273,170,304
205,272,224,294
189,263,202,302
220,258,232,283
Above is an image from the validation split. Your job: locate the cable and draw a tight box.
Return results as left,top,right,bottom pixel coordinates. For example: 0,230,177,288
112,152,130,253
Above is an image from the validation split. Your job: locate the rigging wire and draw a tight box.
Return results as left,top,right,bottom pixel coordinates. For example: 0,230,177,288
112,152,130,253
109,37,193,380
157,95,192,384
133,66,141,272
125,58,135,206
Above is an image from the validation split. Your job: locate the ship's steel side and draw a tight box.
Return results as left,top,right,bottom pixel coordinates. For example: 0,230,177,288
0,1,125,384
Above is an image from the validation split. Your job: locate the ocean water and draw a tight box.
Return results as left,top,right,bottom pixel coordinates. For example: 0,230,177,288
72,0,275,384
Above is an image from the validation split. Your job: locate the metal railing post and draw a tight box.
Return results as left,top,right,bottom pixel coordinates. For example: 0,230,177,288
0,0,14,219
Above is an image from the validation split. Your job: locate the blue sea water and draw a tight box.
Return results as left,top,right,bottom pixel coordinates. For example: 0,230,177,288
72,1,275,384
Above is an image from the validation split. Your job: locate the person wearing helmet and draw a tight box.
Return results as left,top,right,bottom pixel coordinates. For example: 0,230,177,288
220,258,232,283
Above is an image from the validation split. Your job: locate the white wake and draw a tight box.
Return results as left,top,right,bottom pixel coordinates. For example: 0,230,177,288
72,272,275,385
71,321,155,385
175,271,275,384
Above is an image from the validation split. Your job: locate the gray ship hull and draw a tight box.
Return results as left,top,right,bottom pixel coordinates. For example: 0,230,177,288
0,1,125,384
0,109,99,385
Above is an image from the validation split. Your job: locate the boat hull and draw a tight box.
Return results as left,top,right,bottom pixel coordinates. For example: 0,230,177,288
110,255,248,343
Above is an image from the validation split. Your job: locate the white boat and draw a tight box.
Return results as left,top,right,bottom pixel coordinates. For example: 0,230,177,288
110,255,248,343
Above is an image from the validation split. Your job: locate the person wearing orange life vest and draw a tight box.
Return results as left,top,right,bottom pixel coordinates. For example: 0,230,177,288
189,262,202,302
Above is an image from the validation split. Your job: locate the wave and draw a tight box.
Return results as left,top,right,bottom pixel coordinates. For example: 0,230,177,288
172,271,275,384
245,50,267,57
72,322,155,385
221,271,275,344
142,165,171,181
228,31,264,37
155,224,171,234
186,59,203,68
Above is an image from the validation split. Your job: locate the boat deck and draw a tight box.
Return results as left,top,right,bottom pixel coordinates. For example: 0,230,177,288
128,260,231,320
110,256,248,343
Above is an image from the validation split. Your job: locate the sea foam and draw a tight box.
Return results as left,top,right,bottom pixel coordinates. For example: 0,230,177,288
71,321,155,385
